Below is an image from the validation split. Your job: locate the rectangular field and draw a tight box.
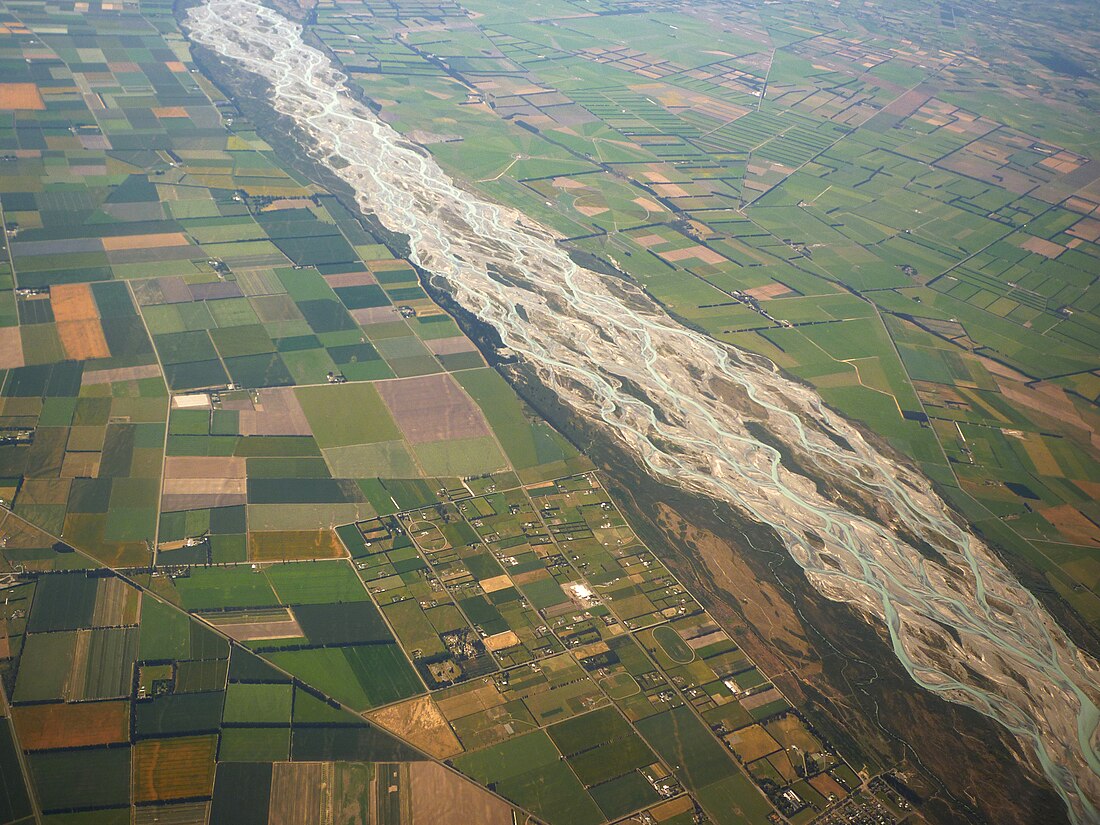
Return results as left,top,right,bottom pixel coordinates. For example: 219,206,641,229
13,700,129,750
134,735,218,803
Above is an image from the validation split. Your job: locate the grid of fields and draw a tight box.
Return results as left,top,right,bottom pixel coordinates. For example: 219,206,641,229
0,0,1096,821
0,511,520,824
0,466,869,825
342,472,858,824
301,0,1100,640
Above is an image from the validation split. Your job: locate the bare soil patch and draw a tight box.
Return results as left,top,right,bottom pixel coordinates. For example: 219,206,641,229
164,456,247,479
377,374,489,444
101,232,189,251
408,761,515,825
249,529,346,561
239,387,312,436
270,761,323,825
50,283,99,322
369,695,463,759
0,327,24,369
57,319,110,360
425,336,477,356
483,630,520,652
13,700,129,750
134,735,218,802
324,271,376,287
0,82,44,110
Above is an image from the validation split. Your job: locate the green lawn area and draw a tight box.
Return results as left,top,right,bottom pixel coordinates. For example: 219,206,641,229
295,383,401,447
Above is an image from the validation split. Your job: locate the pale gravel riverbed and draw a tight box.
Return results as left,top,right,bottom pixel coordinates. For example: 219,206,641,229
185,2,1100,819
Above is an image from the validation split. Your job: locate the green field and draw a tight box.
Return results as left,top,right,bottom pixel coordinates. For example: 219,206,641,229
295,383,401,447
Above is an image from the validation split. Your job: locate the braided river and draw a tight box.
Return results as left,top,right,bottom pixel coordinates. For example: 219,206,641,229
185,2,1100,819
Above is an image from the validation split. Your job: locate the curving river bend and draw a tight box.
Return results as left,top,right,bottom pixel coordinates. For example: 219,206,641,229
185,2,1100,820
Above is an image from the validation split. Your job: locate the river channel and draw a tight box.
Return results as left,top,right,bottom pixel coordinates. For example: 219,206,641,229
184,2,1100,819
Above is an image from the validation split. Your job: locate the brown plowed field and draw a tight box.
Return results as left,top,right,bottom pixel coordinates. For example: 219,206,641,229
323,271,376,287
134,735,218,802
134,802,209,825
161,478,247,497
368,695,463,759
238,387,312,437
350,306,398,325
269,761,322,825
50,283,99,322
101,232,189,251
57,319,111,360
425,336,477,356
248,529,346,561
164,456,247,479
81,363,162,386
0,327,24,369
218,617,304,642
0,83,44,110
408,761,515,825
377,374,490,444
13,700,129,750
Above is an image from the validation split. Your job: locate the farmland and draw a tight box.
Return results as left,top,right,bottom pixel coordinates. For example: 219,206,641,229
336,471,864,823
0,0,606,811
289,0,1100,651
0,522,522,822
0,0,1094,820
0,463,872,825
